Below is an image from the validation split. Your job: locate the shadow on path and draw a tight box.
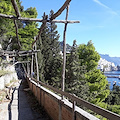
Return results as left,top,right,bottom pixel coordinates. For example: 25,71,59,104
7,79,51,120
8,87,16,120
7,63,51,120
18,80,35,120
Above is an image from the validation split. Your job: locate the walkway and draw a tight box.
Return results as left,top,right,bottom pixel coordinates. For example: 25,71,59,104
0,79,51,120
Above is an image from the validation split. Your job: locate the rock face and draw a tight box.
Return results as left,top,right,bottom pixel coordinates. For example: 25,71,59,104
98,58,117,71
100,54,120,66
0,65,18,90
0,72,18,90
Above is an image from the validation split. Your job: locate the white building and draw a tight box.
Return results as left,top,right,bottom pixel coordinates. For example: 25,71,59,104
98,58,117,71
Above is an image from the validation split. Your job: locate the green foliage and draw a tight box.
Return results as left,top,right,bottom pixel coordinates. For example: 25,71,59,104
19,22,38,50
19,7,38,50
77,40,100,72
0,0,38,51
108,105,120,115
65,40,90,100
38,10,62,87
0,0,15,48
85,69,109,103
98,91,120,115
97,102,108,109
24,7,38,18
0,0,14,15
77,40,110,104
105,85,120,105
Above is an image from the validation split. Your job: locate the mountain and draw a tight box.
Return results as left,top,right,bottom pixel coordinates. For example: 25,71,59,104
59,42,120,66
59,41,72,52
100,54,120,66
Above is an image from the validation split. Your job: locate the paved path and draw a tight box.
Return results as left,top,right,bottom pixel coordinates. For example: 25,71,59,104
0,80,50,120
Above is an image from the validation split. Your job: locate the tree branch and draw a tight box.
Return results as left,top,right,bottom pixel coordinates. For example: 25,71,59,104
0,13,80,23
50,0,71,20
14,20,21,49
11,0,21,17
32,15,48,47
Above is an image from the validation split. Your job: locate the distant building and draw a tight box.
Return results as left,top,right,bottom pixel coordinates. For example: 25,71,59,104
98,58,117,71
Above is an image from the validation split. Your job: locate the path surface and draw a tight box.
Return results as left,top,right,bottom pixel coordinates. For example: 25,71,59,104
0,80,51,120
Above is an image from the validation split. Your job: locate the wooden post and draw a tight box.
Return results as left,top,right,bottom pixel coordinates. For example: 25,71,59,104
50,0,71,20
33,36,39,98
13,50,15,63
72,101,76,120
11,0,21,17
62,4,70,98
59,100,62,120
27,54,30,77
34,37,39,81
31,50,34,78
0,13,80,23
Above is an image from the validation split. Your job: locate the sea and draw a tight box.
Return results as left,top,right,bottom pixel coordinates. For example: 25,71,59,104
104,71,120,90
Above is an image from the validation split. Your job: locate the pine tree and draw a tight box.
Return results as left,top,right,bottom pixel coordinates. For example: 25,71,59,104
40,11,62,87
0,0,38,51
0,0,16,49
19,7,38,50
65,40,89,100
77,40,110,104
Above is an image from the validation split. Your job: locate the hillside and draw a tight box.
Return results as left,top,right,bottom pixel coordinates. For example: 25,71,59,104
59,42,120,66
100,54,120,66
59,41,72,52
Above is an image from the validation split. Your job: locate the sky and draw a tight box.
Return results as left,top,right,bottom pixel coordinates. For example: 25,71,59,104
21,0,120,57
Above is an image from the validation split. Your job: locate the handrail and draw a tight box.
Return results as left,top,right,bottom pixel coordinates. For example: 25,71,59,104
30,78,120,120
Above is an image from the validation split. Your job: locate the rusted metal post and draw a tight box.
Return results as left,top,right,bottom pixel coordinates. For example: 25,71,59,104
62,4,70,99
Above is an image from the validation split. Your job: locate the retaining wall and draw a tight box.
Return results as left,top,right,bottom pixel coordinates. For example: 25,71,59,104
28,79,99,120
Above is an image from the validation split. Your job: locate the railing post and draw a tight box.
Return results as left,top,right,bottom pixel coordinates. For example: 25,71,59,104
39,86,41,105
72,100,76,120
34,37,39,81
31,80,33,92
36,81,39,99
27,53,30,77
13,50,15,63
43,91,45,107
31,52,34,78
59,100,62,120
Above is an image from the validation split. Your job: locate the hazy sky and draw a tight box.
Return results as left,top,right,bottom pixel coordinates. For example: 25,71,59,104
21,0,120,57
